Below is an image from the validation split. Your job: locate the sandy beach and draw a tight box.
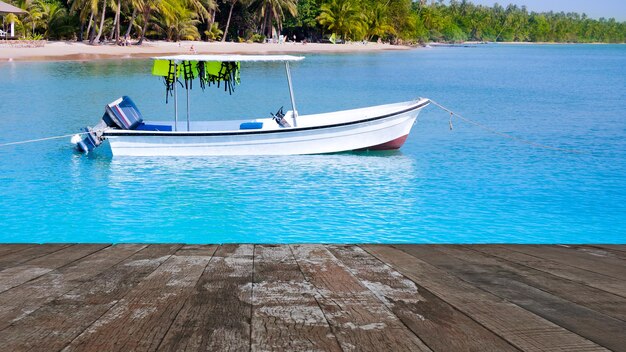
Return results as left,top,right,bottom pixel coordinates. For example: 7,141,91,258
0,40,411,62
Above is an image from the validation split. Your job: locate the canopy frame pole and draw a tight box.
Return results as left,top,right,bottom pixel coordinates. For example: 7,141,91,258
173,61,178,131
186,78,190,131
285,62,298,127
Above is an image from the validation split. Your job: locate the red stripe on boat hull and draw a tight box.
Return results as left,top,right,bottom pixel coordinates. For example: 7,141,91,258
361,134,409,151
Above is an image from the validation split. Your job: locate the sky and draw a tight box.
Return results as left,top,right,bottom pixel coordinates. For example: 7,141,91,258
467,0,626,21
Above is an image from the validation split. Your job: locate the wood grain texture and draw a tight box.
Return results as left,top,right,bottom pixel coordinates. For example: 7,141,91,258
251,244,341,352
0,244,180,352
456,245,626,321
473,245,626,298
0,244,34,257
0,244,71,271
292,244,432,352
0,244,623,352
508,245,626,280
158,244,254,352
566,245,626,260
365,245,608,352
329,245,519,352
590,245,626,256
401,245,626,351
0,244,109,293
0,244,123,330
62,245,217,352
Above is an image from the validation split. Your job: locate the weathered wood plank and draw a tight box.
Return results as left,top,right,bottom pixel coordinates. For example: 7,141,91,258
62,245,217,352
365,245,607,352
292,244,432,352
0,244,71,270
0,244,34,257
0,244,110,294
474,245,626,298
444,245,626,321
328,245,519,352
591,245,626,255
0,244,129,329
570,245,626,260
251,245,342,352
403,245,626,351
0,244,181,352
158,244,254,352
0,244,623,352
508,245,626,280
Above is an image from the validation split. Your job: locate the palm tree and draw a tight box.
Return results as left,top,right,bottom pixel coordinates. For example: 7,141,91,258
91,0,108,44
151,1,201,40
189,0,216,41
366,3,395,41
204,21,222,40
112,0,121,43
185,0,210,21
14,0,44,37
32,0,68,38
136,0,157,45
69,0,99,41
122,0,147,42
4,13,22,37
317,0,366,41
221,0,237,42
250,0,297,39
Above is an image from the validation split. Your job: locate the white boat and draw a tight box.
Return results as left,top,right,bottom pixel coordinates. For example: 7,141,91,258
72,54,429,156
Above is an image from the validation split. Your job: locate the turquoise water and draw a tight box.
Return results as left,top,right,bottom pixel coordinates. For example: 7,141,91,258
1,44,625,243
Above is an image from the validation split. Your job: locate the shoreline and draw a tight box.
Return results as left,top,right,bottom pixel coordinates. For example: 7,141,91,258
2,40,620,62
0,40,412,62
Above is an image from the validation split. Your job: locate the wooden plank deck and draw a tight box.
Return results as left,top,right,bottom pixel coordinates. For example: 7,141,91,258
0,244,623,352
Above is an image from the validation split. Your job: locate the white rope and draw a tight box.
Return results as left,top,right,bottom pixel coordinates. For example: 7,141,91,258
0,132,88,148
428,99,584,154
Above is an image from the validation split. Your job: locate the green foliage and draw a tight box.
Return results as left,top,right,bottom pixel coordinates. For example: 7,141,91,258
250,32,265,42
204,22,223,41
316,0,366,41
407,1,626,43
3,0,625,43
365,3,395,41
283,0,321,38
23,33,44,40
248,0,297,37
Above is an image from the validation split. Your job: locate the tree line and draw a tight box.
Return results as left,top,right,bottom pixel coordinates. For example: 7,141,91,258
3,0,625,44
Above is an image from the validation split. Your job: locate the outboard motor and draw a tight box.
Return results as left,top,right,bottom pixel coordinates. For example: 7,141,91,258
72,96,144,153
71,120,108,154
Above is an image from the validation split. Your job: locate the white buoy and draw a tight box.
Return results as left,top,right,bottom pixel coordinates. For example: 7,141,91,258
70,134,89,153
70,134,82,145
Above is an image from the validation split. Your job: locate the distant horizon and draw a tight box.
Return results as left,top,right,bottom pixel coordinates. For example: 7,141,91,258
466,0,626,21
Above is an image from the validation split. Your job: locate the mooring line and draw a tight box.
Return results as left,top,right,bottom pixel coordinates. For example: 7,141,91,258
428,99,584,154
0,132,89,148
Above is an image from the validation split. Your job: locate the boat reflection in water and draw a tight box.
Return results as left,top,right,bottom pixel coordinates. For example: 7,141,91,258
102,152,420,243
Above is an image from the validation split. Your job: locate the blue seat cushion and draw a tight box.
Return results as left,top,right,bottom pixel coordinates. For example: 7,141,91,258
240,122,263,130
135,123,173,131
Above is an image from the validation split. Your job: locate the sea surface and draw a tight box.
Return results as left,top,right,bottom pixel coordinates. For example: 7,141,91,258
1,44,624,243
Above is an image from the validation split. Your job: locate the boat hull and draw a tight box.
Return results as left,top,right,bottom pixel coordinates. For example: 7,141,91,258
105,99,428,156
